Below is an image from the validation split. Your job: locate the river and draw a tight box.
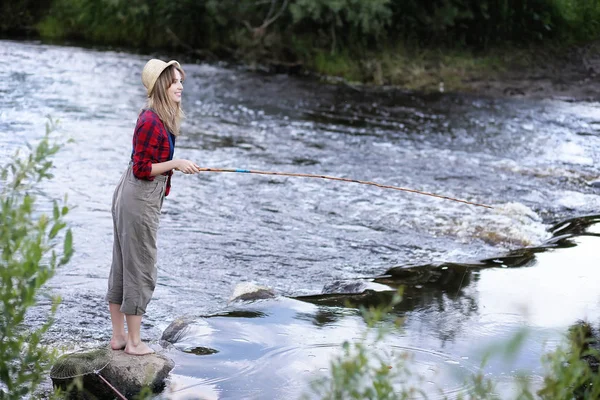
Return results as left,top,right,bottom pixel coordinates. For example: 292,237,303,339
1,39,600,399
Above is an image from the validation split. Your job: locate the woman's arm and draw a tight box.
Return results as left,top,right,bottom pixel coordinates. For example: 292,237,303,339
132,111,200,178
151,159,200,176
132,113,161,179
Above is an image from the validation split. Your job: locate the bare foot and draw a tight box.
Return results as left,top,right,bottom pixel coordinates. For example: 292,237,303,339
110,334,127,350
124,340,155,356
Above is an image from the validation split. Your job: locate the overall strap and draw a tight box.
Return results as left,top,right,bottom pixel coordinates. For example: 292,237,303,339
167,132,175,160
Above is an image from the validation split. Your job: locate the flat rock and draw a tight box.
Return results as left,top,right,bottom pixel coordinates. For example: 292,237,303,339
51,347,174,399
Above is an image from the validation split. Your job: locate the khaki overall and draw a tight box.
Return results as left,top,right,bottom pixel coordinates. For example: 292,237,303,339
106,163,167,315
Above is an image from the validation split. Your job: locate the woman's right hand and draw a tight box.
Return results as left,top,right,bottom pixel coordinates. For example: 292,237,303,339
175,159,201,174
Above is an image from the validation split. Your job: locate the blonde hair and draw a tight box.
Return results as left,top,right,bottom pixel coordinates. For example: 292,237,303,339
145,65,185,136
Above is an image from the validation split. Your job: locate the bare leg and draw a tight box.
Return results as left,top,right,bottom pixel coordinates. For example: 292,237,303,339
108,303,127,350
124,314,154,355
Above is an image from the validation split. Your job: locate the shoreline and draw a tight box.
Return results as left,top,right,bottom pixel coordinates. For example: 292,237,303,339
4,35,599,102
306,41,600,102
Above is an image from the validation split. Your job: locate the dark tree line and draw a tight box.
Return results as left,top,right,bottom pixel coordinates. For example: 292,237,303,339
2,0,599,81
4,0,599,49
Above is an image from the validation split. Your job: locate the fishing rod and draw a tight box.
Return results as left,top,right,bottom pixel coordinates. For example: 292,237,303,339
196,167,494,209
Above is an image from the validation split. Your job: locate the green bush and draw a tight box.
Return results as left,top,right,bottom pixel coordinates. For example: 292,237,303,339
307,291,600,400
303,290,429,400
0,0,53,34
290,0,392,52
0,120,73,399
537,321,600,399
34,0,600,57
38,0,152,45
551,0,600,43
388,0,567,48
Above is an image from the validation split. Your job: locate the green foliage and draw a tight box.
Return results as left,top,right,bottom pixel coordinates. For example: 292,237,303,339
307,290,600,400
30,0,600,61
308,340,423,400
551,0,600,43
0,0,53,34
312,50,363,81
455,323,600,400
0,119,73,399
290,0,392,51
304,290,428,400
387,0,572,48
471,322,600,400
537,322,600,400
133,385,154,400
38,0,152,46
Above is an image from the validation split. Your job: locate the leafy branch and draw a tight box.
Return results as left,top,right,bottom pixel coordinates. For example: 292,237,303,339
0,119,73,399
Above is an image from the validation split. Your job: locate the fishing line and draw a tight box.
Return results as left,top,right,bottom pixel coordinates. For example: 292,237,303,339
454,268,468,300
50,348,127,400
197,168,494,209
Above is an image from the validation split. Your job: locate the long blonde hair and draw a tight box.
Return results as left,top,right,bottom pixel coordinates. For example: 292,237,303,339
145,65,185,136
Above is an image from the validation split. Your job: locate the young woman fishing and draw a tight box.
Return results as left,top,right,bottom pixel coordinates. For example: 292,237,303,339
106,59,200,355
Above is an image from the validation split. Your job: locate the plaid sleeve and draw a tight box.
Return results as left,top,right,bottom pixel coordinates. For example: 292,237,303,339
132,111,161,180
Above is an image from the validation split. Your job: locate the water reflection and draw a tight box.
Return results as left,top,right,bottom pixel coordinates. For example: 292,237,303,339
161,216,600,398
162,297,476,400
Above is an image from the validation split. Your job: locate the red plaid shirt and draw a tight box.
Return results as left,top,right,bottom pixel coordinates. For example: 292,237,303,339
131,109,175,196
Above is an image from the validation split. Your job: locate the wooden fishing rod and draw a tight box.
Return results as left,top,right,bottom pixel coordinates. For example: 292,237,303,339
197,168,494,209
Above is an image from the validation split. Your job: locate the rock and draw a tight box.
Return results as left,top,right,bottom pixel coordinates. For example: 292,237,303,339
322,280,368,294
229,282,276,302
588,179,600,188
322,279,390,294
51,347,174,399
160,316,194,346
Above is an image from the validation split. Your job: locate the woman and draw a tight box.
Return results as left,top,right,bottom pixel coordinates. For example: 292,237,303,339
106,59,199,355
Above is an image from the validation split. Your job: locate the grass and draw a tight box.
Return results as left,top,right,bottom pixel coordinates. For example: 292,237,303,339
303,41,591,95
304,45,510,92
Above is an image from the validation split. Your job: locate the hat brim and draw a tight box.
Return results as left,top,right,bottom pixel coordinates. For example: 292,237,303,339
143,59,182,96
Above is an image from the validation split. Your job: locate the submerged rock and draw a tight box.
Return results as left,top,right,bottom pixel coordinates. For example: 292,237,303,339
50,347,174,399
322,279,390,294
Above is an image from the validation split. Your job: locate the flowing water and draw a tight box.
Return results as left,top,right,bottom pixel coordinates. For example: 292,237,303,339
1,39,600,399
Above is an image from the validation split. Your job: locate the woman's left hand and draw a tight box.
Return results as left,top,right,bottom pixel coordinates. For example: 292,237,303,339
175,159,201,174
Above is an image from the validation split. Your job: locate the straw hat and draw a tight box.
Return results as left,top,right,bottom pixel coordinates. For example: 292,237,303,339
141,59,181,96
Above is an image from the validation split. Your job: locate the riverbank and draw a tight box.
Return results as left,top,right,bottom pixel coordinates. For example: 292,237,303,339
431,42,600,101
5,0,599,102
156,35,600,102
6,31,600,102
300,41,600,102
